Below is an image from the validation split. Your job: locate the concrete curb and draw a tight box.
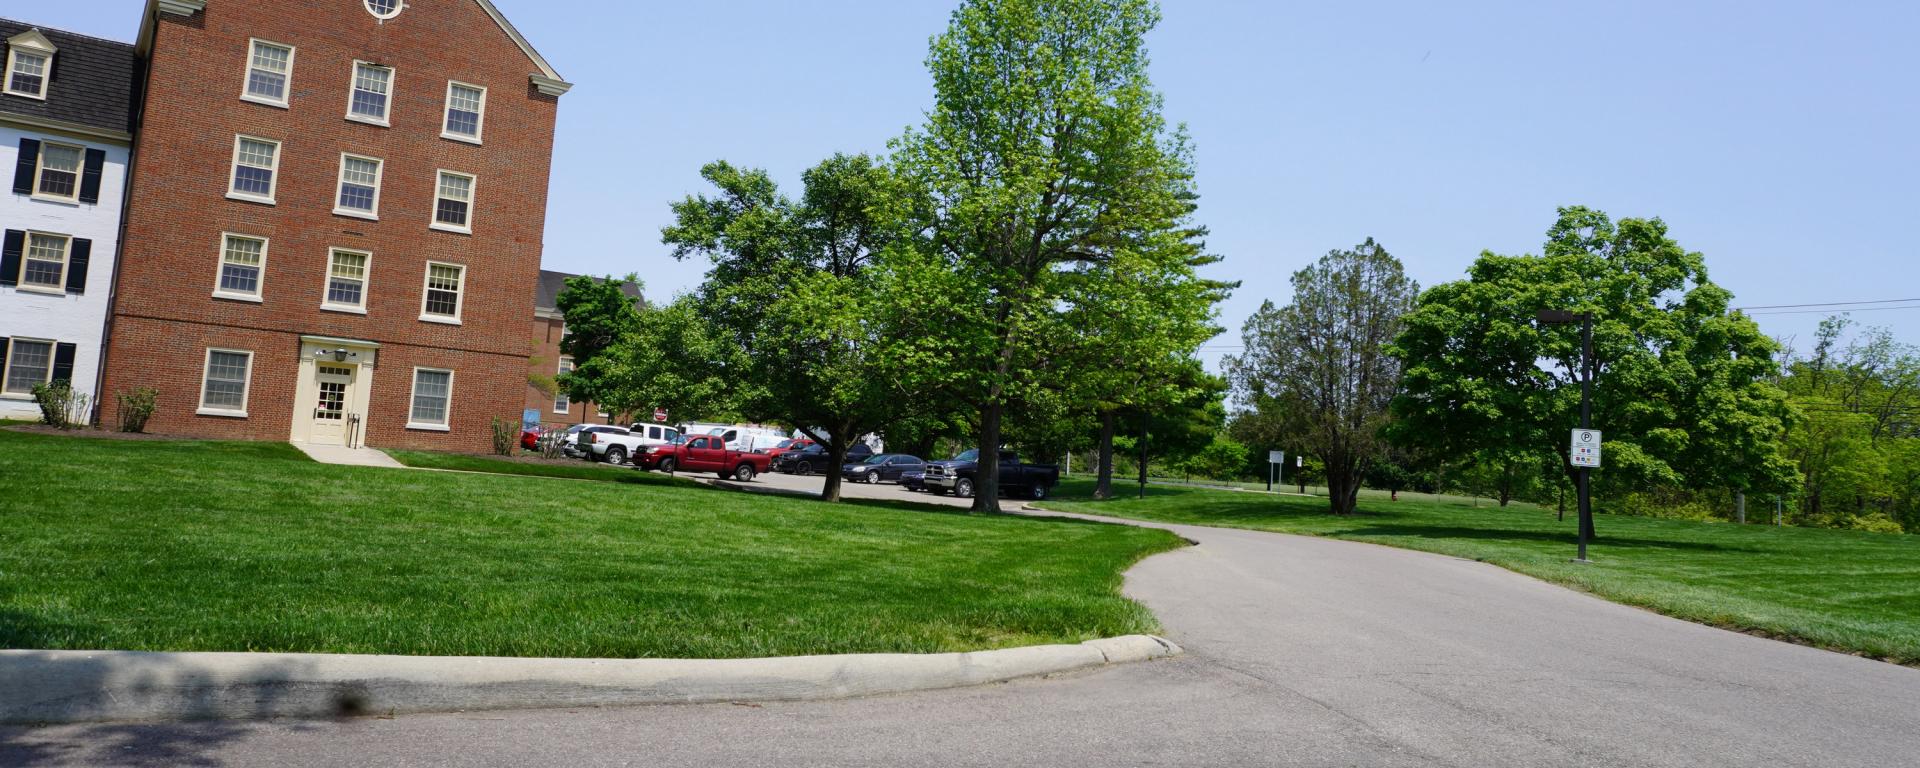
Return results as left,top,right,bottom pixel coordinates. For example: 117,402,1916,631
0,635,1180,724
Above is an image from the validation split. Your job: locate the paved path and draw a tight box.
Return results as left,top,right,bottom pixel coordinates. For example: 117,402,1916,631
5,512,1918,766
291,443,407,468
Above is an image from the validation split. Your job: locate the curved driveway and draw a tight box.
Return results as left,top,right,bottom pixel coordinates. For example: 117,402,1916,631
5,510,1918,767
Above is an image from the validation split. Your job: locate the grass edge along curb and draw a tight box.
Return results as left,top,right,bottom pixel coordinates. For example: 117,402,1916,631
0,635,1180,724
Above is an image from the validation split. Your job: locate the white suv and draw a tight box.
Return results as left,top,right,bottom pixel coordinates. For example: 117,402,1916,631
563,425,630,459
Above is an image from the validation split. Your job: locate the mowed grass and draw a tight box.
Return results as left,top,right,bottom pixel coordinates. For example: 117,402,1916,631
385,449,700,487
0,429,1183,658
1040,479,1920,665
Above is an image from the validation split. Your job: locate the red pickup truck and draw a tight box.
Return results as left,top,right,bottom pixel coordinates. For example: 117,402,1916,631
636,434,770,481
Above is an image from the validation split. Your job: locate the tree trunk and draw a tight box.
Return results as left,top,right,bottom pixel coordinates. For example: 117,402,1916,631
1137,424,1149,499
821,438,849,503
1736,491,1746,524
1327,461,1360,515
1094,411,1116,501
974,404,1004,513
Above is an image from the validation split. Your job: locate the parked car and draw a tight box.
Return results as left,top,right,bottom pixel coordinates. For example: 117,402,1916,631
764,438,816,461
588,423,685,465
566,425,631,459
842,454,926,484
898,469,927,492
773,442,873,475
520,426,542,451
634,434,770,481
922,449,1061,500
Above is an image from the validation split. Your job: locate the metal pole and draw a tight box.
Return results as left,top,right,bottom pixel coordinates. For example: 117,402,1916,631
1576,313,1594,562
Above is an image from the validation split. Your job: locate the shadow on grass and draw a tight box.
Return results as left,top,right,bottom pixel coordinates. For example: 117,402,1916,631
1322,524,1762,554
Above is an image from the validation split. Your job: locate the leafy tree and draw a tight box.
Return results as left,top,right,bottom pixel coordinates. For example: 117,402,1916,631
554,274,643,410
1390,207,1799,538
1776,318,1920,531
893,0,1209,512
590,295,741,425
1229,239,1417,515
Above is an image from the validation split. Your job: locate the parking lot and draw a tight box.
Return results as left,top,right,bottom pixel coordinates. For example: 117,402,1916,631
740,468,977,509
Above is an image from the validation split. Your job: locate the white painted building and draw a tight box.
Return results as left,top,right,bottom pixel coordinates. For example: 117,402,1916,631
0,22,135,421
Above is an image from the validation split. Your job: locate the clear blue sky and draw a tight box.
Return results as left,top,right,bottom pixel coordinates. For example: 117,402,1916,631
28,1,1920,368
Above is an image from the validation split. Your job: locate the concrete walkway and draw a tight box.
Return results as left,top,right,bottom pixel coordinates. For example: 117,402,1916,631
8,511,1917,766
291,442,407,468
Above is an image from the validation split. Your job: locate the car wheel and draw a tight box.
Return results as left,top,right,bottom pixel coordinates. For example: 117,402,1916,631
865,473,879,484
797,461,813,476
1031,484,1048,500
955,478,975,498
734,464,756,482
659,458,676,474
605,447,627,465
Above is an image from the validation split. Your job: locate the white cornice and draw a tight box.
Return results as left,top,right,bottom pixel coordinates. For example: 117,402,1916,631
529,75,572,97
156,0,206,17
0,112,132,144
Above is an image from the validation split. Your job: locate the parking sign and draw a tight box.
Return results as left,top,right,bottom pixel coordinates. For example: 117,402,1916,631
1570,429,1602,468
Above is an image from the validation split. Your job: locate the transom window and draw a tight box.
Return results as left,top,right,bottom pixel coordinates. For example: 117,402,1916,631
325,249,370,311
228,136,280,203
5,48,48,99
421,262,464,321
409,368,453,428
443,82,485,142
432,171,474,232
20,232,70,291
243,40,294,106
335,154,383,217
365,0,404,20
33,142,82,200
199,349,253,415
554,356,573,412
2,338,52,395
349,62,393,124
216,234,267,299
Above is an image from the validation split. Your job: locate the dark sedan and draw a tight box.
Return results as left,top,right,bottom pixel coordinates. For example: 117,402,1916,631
773,442,873,475
899,469,927,492
841,454,926,484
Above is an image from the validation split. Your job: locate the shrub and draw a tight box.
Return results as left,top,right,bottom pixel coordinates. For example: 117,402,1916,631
30,380,88,430
490,416,518,456
115,387,160,433
538,427,568,459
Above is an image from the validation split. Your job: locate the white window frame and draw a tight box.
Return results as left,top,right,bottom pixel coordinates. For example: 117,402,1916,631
554,356,573,414
418,261,466,324
4,45,51,100
30,140,84,203
0,337,56,397
226,134,280,205
441,80,487,144
212,232,268,302
196,347,253,418
15,230,71,296
346,60,394,127
430,169,475,234
364,0,404,21
332,153,384,220
406,367,454,431
320,247,372,315
240,38,295,108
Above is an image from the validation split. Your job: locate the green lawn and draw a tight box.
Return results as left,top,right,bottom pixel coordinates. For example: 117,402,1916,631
1039,479,1920,664
0,429,1182,658
385,449,700,487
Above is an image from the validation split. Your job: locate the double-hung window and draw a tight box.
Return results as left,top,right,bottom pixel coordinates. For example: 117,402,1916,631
4,45,49,99
408,368,453,430
227,136,279,204
19,232,70,293
215,234,267,301
242,40,294,106
554,356,573,413
32,142,82,201
442,81,486,143
348,61,393,125
323,248,370,313
198,348,252,417
334,154,382,218
432,171,474,233
1,338,53,395
420,262,464,323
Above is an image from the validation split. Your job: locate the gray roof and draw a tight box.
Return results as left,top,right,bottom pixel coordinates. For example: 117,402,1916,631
0,19,138,137
535,269,643,313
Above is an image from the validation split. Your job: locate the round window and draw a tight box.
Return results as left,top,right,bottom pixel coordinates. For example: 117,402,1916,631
365,0,403,20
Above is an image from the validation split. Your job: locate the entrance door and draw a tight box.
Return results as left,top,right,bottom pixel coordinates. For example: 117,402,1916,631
310,364,354,445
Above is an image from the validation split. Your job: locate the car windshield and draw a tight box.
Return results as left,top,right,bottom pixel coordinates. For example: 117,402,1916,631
954,449,979,462
774,439,794,449
863,455,889,465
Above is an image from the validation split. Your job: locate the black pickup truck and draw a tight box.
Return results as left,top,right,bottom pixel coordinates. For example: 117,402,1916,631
922,449,1062,500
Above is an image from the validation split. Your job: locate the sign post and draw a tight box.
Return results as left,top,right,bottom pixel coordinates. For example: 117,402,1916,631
1267,451,1284,492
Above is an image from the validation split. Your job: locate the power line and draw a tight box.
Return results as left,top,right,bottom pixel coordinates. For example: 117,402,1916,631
1735,297,1920,311
1745,305,1920,316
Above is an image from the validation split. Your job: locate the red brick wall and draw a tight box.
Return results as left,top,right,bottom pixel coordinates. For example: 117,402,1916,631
102,0,560,452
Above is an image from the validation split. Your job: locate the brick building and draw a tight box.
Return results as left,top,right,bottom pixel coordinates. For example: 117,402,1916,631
525,269,641,428
101,0,570,451
0,20,136,420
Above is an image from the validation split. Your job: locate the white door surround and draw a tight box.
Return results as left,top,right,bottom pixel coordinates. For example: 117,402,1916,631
289,335,379,447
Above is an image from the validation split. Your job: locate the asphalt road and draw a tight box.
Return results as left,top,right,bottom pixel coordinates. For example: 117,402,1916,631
5,502,1918,767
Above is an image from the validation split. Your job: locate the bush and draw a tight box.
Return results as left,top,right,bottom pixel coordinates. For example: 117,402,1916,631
490,416,518,456
115,387,159,433
31,380,88,430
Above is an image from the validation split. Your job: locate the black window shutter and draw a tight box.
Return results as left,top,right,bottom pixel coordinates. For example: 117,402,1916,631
79,149,106,204
66,238,92,294
0,338,9,381
52,343,76,384
12,139,38,196
0,230,22,287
